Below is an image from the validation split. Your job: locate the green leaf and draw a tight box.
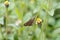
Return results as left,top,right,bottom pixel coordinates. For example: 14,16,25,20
48,17,55,26
54,9,60,18
15,6,23,20
23,12,32,23
52,28,60,38
48,9,55,16
56,36,60,40
8,2,15,10
40,10,46,20
55,19,60,28
14,33,18,40
0,17,4,25
41,1,48,11
35,27,41,39
53,28,60,34
0,3,5,17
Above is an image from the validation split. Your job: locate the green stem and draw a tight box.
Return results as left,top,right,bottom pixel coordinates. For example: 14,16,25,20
4,7,8,40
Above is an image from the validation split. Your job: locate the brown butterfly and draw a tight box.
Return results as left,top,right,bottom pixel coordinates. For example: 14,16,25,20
24,17,35,26
24,17,42,26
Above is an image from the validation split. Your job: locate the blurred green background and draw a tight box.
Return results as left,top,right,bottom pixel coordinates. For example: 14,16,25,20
0,0,60,40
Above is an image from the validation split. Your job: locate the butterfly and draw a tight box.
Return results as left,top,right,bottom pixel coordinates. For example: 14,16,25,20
24,17,42,26
24,17,35,26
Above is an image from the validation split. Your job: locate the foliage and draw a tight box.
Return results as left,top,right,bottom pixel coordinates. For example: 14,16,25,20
0,0,60,40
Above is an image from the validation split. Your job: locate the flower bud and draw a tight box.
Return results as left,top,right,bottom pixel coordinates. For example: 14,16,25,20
36,18,42,24
4,1,10,7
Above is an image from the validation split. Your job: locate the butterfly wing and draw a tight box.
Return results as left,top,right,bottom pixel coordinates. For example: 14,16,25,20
24,18,35,26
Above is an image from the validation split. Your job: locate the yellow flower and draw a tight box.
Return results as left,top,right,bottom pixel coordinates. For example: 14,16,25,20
36,18,42,24
4,1,10,7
